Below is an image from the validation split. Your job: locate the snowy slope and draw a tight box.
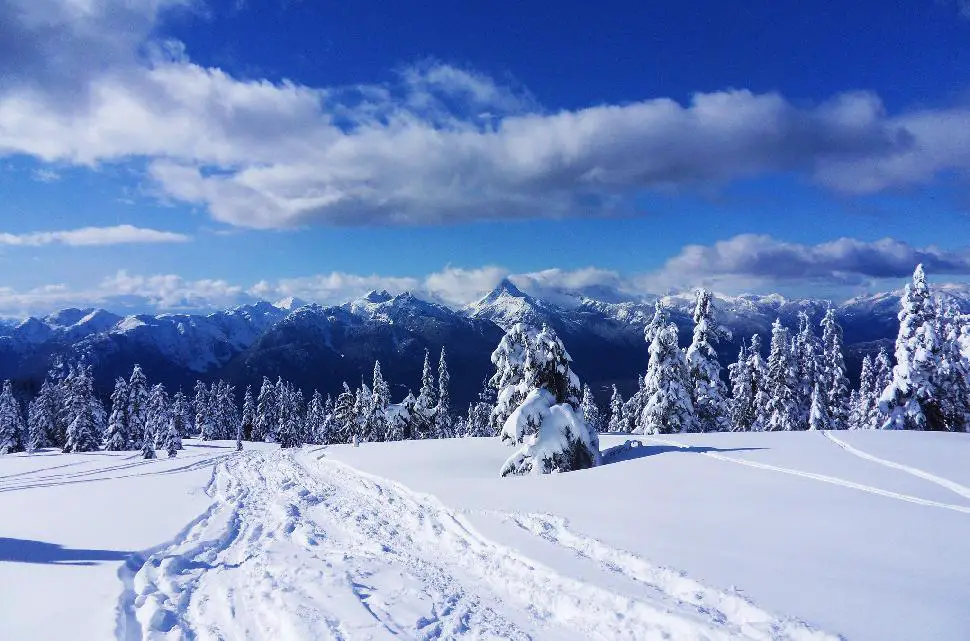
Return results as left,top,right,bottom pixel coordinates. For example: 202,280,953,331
2,432,969,640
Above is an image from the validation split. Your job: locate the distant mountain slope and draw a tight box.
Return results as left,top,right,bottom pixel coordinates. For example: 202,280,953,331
2,282,967,406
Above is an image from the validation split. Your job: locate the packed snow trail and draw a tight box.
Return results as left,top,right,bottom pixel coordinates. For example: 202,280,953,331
821,431,970,502
497,512,834,641
640,437,970,515
117,448,839,640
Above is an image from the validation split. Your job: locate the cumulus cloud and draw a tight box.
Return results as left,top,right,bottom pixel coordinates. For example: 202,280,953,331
2,237,970,318
2,1,970,229
0,225,191,246
643,235,970,293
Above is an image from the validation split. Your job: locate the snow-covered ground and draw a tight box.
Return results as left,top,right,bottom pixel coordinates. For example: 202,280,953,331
1,432,968,640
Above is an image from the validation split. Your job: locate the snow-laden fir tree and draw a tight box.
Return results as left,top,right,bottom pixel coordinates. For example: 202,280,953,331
643,300,670,345
808,383,830,431
26,379,57,452
763,319,798,432
332,382,355,443
728,343,754,431
385,399,412,441
352,383,372,442
0,380,25,454
621,375,648,433
434,348,452,438
935,301,970,432
369,361,390,442
686,289,730,432
605,385,626,433
304,390,326,444
415,349,437,437
879,265,943,430
820,307,850,430
277,384,303,448
499,324,599,476
640,324,695,434
165,394,184,457
146,383,171,448
192,380,208,438
489,323,534,437
172,390,192,438
103,377,131,450
580,384,604,433
128,365,149,449
64,367,101,453
240,386,255,441
253,377,277,442
851,355,878,430
747,334,769,431
141,422,156,459
792,312,824,429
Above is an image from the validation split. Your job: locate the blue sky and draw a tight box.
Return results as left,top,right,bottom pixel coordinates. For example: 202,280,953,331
2,0,970,316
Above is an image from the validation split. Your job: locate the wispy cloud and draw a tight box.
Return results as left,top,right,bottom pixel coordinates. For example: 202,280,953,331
2,1,970,229
0,225,191,246
31,168,60,183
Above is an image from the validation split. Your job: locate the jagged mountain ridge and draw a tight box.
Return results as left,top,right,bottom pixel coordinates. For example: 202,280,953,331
2,282,968,406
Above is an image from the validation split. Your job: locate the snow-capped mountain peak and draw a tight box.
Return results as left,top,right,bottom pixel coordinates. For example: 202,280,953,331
274,296,310,311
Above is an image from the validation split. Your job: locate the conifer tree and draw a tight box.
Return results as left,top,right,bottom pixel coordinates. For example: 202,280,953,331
728,343,754,431
686,289,730,432
580,384,604,433
304,390,326,444
641,324,695,434
935,301,970,432
128,365,149,449
606,385,626,433
763,319,798,432
332,382,356,443
165,396,183,457
254,377,277,442
192,380,208,438
792,312,823,429
747,334,769,431
64,367,101,453
141,423,156,459
240,386,255,441
369,361,390,442
643,300,670,345
0,380,25,454
879,265,943,430
489,323,534,437
27,379,56,452
277,385,303,448
852,355,877,429
146,383,170,448
820,307,850,429
808,383,830,431
434,348,452,438
499,324,599,476
103,377,131,450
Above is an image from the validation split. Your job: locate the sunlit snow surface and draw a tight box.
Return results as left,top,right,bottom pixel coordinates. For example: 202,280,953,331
1,432,968,640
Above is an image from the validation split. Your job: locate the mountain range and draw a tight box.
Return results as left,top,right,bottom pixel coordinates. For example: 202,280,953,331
3,280,968,407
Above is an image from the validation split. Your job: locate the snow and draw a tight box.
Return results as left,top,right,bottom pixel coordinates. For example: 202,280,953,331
2,432,969,640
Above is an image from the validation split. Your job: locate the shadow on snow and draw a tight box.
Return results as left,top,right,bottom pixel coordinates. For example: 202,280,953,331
0,537,132,566
601,439,765,465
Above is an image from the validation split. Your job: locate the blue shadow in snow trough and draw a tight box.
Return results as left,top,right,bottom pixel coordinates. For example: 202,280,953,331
602,440,766,465
0,538,132,566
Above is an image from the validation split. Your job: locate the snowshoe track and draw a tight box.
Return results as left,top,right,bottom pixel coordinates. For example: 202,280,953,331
118,448,841,640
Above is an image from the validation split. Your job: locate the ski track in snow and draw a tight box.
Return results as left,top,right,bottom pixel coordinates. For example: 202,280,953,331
640,437,970,515
115,448,840,641
821,431,970,502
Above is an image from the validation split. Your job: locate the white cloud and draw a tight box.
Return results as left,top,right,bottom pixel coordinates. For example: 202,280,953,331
0,225,191,246
2,1,970,229
2,237,970,318
31,168,60,183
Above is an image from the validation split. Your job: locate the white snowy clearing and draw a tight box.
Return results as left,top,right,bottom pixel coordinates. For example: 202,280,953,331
1,431,968,641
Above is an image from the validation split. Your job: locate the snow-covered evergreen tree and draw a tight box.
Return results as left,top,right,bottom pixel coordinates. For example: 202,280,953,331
385,399,412,441
165,395,184,457
464,382,494,438
935,301,970,432
879,265,943,430
851,355,878,430
434,348,452,438
0,380,25,454
63,367,101,453
580,384,604,433
820,307,850,430
127,365,149,449
332,382,355,443
172,390,192,438
808,383,830,431
747,334,769,431
686,289,730,432
640,324,695,434
305,390,326,444
26,379,56,452
192,380,208,438
146,383,171,448
621,375,647,434
368,361,390,442
489,323,535,438
728,343,754,432
497,324,599,476
792,312,823,429
643,300,670,345
240,385,255,441
254,377,277,442
277,384,303,448
606,385,626,433
763,319,798,432
415,349,437,436
103,377,131,450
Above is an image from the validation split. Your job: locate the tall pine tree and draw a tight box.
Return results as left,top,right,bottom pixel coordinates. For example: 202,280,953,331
686,289,730,432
